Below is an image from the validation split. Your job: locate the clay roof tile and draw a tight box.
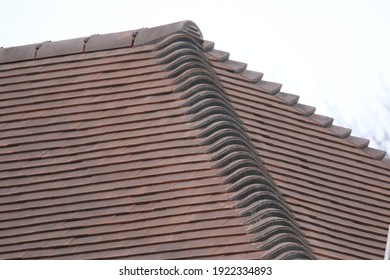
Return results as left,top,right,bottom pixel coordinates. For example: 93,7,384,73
0,20,389,260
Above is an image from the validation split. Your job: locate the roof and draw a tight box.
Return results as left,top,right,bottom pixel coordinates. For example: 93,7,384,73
0,20,389,260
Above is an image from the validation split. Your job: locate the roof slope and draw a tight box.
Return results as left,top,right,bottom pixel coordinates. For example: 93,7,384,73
0,21,389,260
204,48,390,259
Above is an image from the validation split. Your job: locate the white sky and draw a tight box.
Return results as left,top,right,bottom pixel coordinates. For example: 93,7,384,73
1,0,390,152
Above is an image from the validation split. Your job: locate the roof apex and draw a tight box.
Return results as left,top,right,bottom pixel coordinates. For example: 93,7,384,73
134,20,203,46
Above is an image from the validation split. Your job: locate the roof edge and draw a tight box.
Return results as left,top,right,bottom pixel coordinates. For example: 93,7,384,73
206,44,389,162
0,20,202,65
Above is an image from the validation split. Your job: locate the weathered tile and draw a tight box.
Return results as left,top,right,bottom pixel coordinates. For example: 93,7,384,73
0,20,389,261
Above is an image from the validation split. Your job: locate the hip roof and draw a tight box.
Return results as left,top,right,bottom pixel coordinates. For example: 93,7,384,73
0,20,389,260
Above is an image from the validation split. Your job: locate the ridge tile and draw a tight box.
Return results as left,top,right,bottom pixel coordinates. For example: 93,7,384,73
36,37,88,59
84,31,135,52
0,43,38,64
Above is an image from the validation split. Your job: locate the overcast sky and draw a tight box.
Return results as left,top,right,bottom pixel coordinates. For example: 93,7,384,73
1,0,390,152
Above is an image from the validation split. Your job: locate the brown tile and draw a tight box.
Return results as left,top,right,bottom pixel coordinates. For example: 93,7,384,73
68,235,100,245
22,248,55,259
0,251,28,259
43,238,74,248
1,20,389,262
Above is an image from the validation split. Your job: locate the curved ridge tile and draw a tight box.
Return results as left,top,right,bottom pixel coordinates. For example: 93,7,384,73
191,111,241,128
196,120,250,141
238,198,292,218
166,61,215,80
235,191,286,210
155,33,315,259
212,150,262,170
161,48,213,69
262,242,314,260
231,184,279,202
243,208,296,225
134,20,202,47
190,107,243,126
157,36,205,59
249,221,310,249
172,68,221,86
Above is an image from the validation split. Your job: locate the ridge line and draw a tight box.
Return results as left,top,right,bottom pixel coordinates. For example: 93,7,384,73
155,32,315,259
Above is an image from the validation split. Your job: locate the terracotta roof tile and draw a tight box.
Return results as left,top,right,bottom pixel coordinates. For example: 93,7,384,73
275,92,299,106
0,20,389,260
